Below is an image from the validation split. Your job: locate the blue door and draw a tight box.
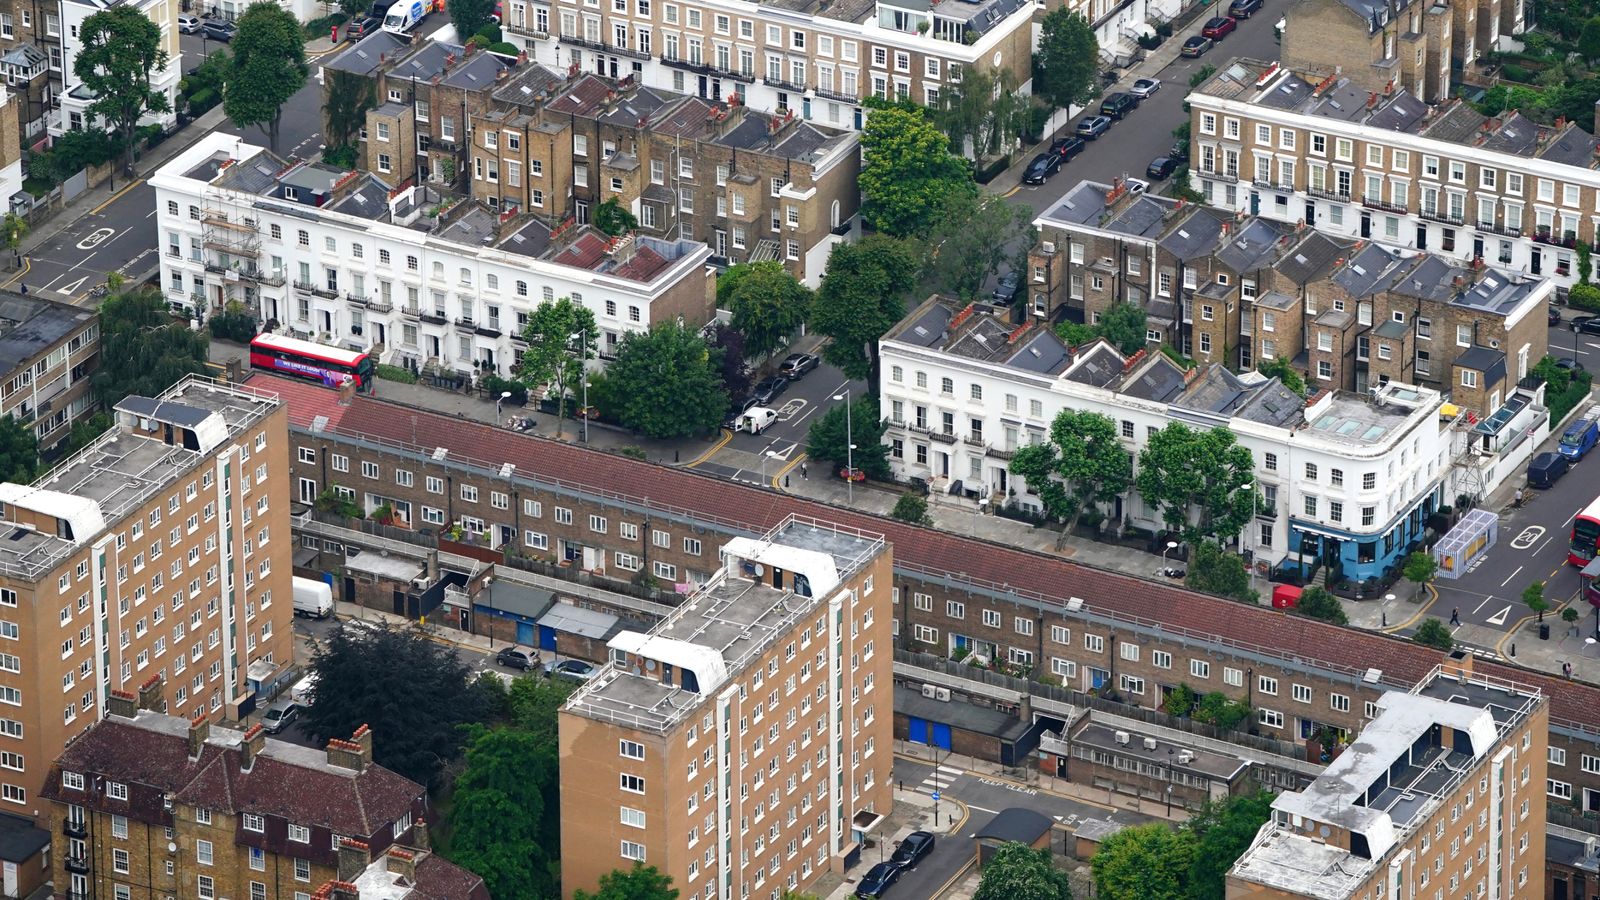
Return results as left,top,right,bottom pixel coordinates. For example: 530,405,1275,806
538,625,557,651
516,620,535,646
931,723,952,751
907,717,928,745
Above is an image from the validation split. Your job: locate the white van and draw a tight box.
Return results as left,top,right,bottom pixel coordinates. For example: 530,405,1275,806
736,407,778,434
292,576,334,619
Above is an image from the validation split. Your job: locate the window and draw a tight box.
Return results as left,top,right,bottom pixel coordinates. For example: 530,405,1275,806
1259,708,1284,728
289,824,310,843
197,840,214,865
621,840,647,861
243,813,265,832
621,807,647,828
1258,675,1278,695
107,781,128,801
620,740,645,759
621,774,646,793
199,877,215,900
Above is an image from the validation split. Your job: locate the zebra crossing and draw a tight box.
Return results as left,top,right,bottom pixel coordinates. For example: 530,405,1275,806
909,763,964,797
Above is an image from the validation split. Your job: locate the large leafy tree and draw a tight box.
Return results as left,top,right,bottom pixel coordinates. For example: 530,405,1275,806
1034,9,1099,111
223,2,307,152
720,261,811,357
606,323,727,438
324,69,377,155
707,324,751,401
515,298,598,440
805,395,891,480
973,842,1071,900
1091,824,1192,900
447,727,558,900
1413,617,1456,651
810,236,922,387
0,417,36,484
572,865,679,900
1136,423,1257,544
1096,303,1148,355
1185,540,1255,602
1293,586,1348,626
933,66,1033,158
299,623,497,788
447,0,496,40
1182,792,1276,900
927,193,1035,302
91,289,209,409
858,106,976,238
1008,410,1130,547
75,6,168,174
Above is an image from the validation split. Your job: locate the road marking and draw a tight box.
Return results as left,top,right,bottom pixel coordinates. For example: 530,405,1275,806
977,776,1037,796
55,276,86,296
771,452,805,489
1486,605,1513,626
765,441,797,461
774,398,807,421
1471,594,1496,615
75,228,113,251
1500,566,1524,587
71,250,98,271
683,429,732,468
1510,527,1544,550
965,804,1001,815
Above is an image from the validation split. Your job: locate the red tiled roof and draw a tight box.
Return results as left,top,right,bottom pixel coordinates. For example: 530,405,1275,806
610,244,670,281
412,853,491,900
257,375,1600,735
550,230,608,269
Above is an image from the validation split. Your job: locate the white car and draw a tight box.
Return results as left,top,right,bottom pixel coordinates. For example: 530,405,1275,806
1131,77,1161,98
177,13,201,32
1125,178,1150,196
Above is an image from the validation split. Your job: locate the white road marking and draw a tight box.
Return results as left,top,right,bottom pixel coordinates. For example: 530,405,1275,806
1471,594,1496,614
1486,605,1513,626
75,227,113,250
1510,527,1544,550
966,804,1000,815
54,276,86,296
1500,566,1524,587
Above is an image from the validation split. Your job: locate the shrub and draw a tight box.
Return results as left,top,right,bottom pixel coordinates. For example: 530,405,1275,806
481,373,528,404
487,41,519,55
206,308,257,342
185,87,219,115
473,22,502,42
375,364,417,384
1413,618,1455,651
1155,20,1173,36
1570,283,1600,312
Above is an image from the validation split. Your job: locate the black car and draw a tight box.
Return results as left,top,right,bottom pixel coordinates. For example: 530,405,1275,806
1048,135,1086,159
1181,35,1213,57
1228,0,1262,17
724,395,760,428
1147,156,1178,179
751,375,789,405
1022,152,1063,185
1573,315,1600,335
1558,357,1586,372
1170,138,1190,163
779,353,819,379
1100,92,1139,120
345,15,380,38
854,862,901,899
992,272,1020,305
889,831,936,870
202,19,236,40
1551,306,1564,327
495,647,536,670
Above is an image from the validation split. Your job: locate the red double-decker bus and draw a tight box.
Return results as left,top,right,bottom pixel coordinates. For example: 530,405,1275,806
249,334,375,392
1570,495,1600,566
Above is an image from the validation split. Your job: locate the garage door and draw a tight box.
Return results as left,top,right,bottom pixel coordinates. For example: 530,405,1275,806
907,717,928,744
931,722,952,751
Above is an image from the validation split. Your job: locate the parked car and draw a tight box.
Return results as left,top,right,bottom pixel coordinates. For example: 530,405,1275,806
1048,135,1086,159
544,659,596,682
992,271,1020,305
1558,357,1587,373
751,375,789,405
1130,77,1161,98
1550,305,1563,326
1227,0,1262,18
854,863,901,899
723,395,760,429
1170,138,1190,163
177,13,201,32
495,646,537,670
1528,451,1570,488
345,15,380,38
261,702,301,734
1573,315,1600,335
1125,178,1150,195
1022,152,1063,184
779,353,819,379
1100,92,1139,120
1181,35,1214,57
889,832,936,870
1201,15,1237,38
1147,156,1179,179
202,20,236,40
1076,115,1112,139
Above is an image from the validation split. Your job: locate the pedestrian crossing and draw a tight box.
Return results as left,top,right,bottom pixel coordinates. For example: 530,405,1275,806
909,764,964,797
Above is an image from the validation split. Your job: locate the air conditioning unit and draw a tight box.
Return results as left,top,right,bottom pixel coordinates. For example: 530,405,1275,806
1114,730,1130,745
1042,241,1056,254
921,684,938,699
934,687,951,702
1142,737,1158,751
1177,750,1195,764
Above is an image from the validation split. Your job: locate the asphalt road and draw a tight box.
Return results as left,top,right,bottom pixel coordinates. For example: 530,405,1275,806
692,361,867,487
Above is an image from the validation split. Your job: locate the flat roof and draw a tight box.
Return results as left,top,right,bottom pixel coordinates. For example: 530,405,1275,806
1070,721,1251,781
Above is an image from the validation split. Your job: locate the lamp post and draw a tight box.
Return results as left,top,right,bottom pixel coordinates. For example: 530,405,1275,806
1163,540,1178,570
832,389,854,503
497,390,511,419
761,450,783,487
570,328,590,443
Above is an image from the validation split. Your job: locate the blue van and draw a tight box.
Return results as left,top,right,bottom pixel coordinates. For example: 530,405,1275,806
1561,417,1600,461
1528,451,1571,488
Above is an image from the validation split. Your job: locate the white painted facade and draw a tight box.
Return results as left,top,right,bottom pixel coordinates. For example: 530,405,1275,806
54,0,182,136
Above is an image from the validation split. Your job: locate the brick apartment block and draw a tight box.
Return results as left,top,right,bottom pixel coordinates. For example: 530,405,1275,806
0,290,102,456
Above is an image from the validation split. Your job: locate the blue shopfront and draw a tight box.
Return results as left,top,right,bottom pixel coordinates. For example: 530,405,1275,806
1284,484,1442,584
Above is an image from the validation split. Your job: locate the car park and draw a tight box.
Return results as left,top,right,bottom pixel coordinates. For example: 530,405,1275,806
261,702,301,734
1227,0,1262,17
495,647,537,670
1076,115,1111,139
1573,316,1600,335
751,375,789,405
544,659,596,682
1048,135,1086,159
889,832,936,870
202,19,236,40
1022,152,1063,184
779,353,818,379
178,13,201,32
1130,77,1161,98
1181,35,1214,57
1202,15,1237,38
992,272,1020,305
854,862,901,899
1147,156,1178,179
1100,92,1139,120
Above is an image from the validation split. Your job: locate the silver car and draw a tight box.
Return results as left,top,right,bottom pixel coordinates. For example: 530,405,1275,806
177,13,201,32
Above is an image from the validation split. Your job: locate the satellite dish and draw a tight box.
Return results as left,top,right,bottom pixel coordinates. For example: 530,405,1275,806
751,563,766,577
167,842,177,853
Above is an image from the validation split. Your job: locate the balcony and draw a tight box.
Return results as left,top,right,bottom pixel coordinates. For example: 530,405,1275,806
63,819,86,838
765,76,807,94
66,856,89,874
1360,194,1408,215
930,429,957,445
1476,220,1521,238
240,267,285,286
962,434,986,449
1305,186,1352,203
420,311,448,325
660,54,753,83
986,445,1015,461
453,316,477,330
293,279,318,294
476,324,503,338
401,305,423,318
1533,229,1579,249
1251,178,1295,194
814,86,856,104
1417,208,1465,226
367,297,394,313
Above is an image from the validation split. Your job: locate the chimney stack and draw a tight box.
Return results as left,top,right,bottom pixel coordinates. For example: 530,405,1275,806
385,847,416,882
137,674,166,713
337,840,371,882
241,724,266,771
326,727,372,773
107,690,138,719
188,714,210,760
410,819,431,851
330,883,359,900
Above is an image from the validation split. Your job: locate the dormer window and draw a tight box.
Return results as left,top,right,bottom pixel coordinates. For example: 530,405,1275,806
284,187,298,201
62,771,83,790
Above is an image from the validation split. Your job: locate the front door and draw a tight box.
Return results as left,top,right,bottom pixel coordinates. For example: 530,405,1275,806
715,229,728,257
298,478,317,503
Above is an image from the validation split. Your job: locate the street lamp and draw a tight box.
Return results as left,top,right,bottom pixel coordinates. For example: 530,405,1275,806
832,390,854,503
761,450,783,486
497,390,511,419
1163,540,1179,569
569,329,590,443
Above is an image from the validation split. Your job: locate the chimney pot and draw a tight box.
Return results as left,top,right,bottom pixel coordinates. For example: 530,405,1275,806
241,724,266,771
188,714,210,760
385,847,416,881
107,690,138,719
337,841,371,882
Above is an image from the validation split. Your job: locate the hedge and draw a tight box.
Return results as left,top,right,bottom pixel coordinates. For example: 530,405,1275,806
375,364,418,383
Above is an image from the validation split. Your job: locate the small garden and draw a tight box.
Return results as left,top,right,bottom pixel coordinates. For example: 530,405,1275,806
1473,14,1600,128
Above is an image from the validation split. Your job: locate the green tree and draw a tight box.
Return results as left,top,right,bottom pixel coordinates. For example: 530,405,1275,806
1162,683,1197,717
1580,243,1593,284
1523,580,1550,621
572,864,679,900
514,297,597,440
299,623,497,787
721,261,811,357
932,66,1032,158
324,69,377,154
1533,354,1575,392
1091,824,1192,900
1402,550,1438,600
1293,586,1349,626
0,417,36,484
1096,303,1148,355
1182,792,1277,900
1258,357,1305,396
1186,540,1255,603
1191,691,1251,729
1033,9,1098,111
447,0,496,42
605,323,727,439
927,193,1034,302
594,198,639,236
91,289,209,409
1580,16,1600,63
805,395,891,480
222,3,307,152
1,212,26,267
1136,423,1257,543
446,727,559,900
1413,617,1456,651
1189,64,1217,89
858,106,976,237
1008,410,1131,547
973,842,1071,900
74,6,169,174
810,235,922,387
891,493,932,526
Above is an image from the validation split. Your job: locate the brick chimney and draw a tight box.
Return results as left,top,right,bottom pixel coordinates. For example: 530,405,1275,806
240,723,266,772
410,819,431,851
107,689,137,719
330,882,360,900
384,847,416,882
350,724,374,765
326,738,367,773
137,674,166,713
188,714,210,760
337,840,371,882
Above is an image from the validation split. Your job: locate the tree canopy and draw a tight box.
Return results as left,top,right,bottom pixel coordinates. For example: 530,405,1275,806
605,322,727,438
719,261,812,357
707,324,751,401
927,192,1035,302
299,623,497,788
810,235,922,386
91,289,209,409
805,395,891,480
572,865,679,900
858,106,976,237
1136,423,1257,543
515,298,598,439
324,69,377,154
1034,9,1099,111
447,0,497,42
972,842,1072,900
933,66,1032,159
1008,410,1131,545
1293,586,1348,626
447,727,558,900
1091,824,1192,900
1413,617,1456,651
1182,792,1277,900
75,6,168,173
1185,540,1255,603
1055,303,1148,356
891,493,932,526
0,417,37,484
1257,358,1306,396
594,198,639,237
223,2,307,152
